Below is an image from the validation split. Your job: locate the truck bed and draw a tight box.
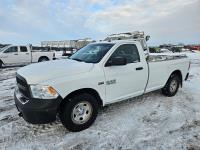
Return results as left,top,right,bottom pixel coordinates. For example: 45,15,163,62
145,53,189,93
148,53,187,62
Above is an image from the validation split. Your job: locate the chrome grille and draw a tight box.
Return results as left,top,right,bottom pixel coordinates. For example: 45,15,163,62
16,74,30,99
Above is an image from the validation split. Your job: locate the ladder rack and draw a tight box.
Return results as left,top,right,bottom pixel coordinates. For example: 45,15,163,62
104,31,146,41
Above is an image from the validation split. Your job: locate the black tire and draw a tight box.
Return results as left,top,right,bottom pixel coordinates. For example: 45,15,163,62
0,61,2,68
38,57,49,62
162,74,180,97
59,93,98,132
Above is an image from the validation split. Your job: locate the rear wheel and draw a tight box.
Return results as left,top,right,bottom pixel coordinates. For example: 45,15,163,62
59,93,98,132
162,74,180,97
38,57,49,62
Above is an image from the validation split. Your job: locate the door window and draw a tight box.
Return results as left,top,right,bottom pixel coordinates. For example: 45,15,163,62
110,44,140,64
4,46,18,53
20,46,28,52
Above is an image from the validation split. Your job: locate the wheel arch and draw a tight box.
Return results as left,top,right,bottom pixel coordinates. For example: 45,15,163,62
0,59,4,63
0,59,4,66
59,88,103,110
38,56,49,62
168,70,183,87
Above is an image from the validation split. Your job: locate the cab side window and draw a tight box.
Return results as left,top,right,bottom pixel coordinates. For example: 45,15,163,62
4,46,18,53
20,46,28,52
111,44,140,64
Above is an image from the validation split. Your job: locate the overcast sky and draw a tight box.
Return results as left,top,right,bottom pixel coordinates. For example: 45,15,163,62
0,0,199,45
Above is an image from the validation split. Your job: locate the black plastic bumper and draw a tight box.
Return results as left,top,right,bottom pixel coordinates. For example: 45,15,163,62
14,89,62,124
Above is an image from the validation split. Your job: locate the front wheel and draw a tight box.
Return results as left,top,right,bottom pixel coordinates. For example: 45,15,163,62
59,93,98,132
162,74,180,97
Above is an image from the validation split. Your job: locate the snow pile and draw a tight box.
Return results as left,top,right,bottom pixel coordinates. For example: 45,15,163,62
0,52,200,149
184,50,200,63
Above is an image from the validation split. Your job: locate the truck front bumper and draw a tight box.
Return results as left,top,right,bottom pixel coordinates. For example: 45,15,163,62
14,88,62,124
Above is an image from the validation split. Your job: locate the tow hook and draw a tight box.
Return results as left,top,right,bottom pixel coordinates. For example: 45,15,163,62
18,112,23,117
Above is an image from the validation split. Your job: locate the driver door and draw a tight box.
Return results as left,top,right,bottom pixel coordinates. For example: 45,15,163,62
103,44,148,104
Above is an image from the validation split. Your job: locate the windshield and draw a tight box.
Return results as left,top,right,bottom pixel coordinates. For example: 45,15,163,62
70,43,114,63
0,45,10,52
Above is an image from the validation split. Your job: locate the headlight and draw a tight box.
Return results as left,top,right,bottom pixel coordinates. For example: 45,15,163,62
30,85,59,99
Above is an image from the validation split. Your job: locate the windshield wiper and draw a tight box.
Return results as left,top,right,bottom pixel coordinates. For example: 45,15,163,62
71,58,83,62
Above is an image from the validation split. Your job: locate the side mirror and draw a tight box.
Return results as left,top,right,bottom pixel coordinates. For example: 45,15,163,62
146,35,150,41
105,56,127,67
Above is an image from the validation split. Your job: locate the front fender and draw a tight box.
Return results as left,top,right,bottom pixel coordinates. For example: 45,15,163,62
41,72,106,104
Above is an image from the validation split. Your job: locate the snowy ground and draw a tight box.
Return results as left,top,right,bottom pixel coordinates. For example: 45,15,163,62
0,52,200,150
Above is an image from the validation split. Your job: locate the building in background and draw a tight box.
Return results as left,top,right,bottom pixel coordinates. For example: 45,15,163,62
41,38,94,49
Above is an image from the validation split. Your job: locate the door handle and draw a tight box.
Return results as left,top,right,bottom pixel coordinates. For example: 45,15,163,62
14,54,18,55
26,53,29,55
136,67,143,70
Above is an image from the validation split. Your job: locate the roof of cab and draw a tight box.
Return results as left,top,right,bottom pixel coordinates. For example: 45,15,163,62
94,40,139,45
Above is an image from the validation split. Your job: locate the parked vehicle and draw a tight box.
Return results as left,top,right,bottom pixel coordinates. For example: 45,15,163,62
49,47,64,59
160,48,173,53
14,32,190,132
62,47,77,57
0,44,10,49
0,45,55,68
49,47,77,59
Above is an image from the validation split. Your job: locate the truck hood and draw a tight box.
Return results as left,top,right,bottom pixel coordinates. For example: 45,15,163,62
17,59,94,84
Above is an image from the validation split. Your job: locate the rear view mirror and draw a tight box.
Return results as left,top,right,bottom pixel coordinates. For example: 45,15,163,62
105,56,127,67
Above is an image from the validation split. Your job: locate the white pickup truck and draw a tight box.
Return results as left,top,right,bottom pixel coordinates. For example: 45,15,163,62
14,33,190,132
0,45,55,68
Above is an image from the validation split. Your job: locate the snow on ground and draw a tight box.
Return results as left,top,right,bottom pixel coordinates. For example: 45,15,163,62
0,52,200,150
